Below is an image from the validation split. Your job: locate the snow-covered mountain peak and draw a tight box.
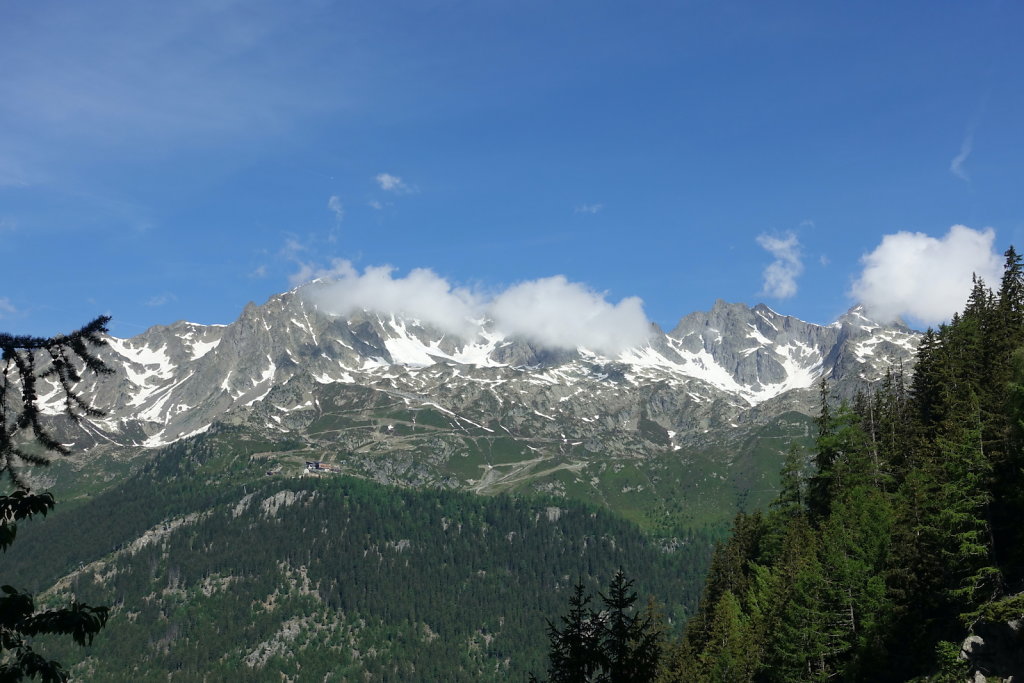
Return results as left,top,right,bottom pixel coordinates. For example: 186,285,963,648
37,292,920,450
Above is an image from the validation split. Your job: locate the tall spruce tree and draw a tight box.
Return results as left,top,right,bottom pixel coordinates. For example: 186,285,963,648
598,571,661,682
698,590,757,682
992,247,1024,586
537,571,663,683
539,580,603,683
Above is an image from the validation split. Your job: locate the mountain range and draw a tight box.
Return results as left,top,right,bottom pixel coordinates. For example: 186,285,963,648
36,285,918,530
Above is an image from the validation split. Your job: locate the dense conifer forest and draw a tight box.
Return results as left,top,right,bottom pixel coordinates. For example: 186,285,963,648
4,433,716,680
655,249,1024,681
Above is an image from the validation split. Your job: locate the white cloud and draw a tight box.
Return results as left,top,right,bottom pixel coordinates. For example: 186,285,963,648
0,297,16,316
289,258,352,288
489,276,650,354
756,231,803,299
375,172,415,194
302,261,482,337
297,262,652,355
327,195,344,222
575,203,603,214
950,133,973,182
250,264,268,278
850,225,1003,326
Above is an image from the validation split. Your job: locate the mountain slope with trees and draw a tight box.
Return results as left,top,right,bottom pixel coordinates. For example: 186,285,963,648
663,248,1024,682
4,430,716,681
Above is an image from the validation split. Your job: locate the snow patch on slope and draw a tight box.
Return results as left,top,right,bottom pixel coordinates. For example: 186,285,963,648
190,338,220,360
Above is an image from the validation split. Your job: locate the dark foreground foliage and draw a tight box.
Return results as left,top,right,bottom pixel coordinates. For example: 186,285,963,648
1,317,111,681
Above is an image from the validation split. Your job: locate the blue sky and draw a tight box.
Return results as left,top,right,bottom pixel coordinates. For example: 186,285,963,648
2,0,1022,339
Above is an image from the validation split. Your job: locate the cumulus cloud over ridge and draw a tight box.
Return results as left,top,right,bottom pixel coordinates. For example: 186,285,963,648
304,261,482,338
850,225,1003,327
489,276,650,354
302,261,651,354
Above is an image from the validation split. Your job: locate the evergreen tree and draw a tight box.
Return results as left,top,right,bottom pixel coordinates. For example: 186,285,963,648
991,247,1024,586
998,246,1024,330
537,571,663,683
1002,346,1024,584
817,487,894,677
540,580,602,683
808,394,870,523
772,443,805,518
871,366,912,478
0,317,112,682
697,590,756,682
765,538,832,682
933,418,1001,617
909,328,943,428
682,512,765,654
598,570,660,682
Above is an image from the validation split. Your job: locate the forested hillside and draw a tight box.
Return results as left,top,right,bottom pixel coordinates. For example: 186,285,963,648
5,432,716,681
662,249,1024,681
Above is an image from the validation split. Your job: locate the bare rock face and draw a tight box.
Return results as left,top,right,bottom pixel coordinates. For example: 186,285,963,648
28,286,919,458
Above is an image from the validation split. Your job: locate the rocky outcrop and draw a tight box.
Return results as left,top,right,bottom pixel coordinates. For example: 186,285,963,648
961,611,1024,682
